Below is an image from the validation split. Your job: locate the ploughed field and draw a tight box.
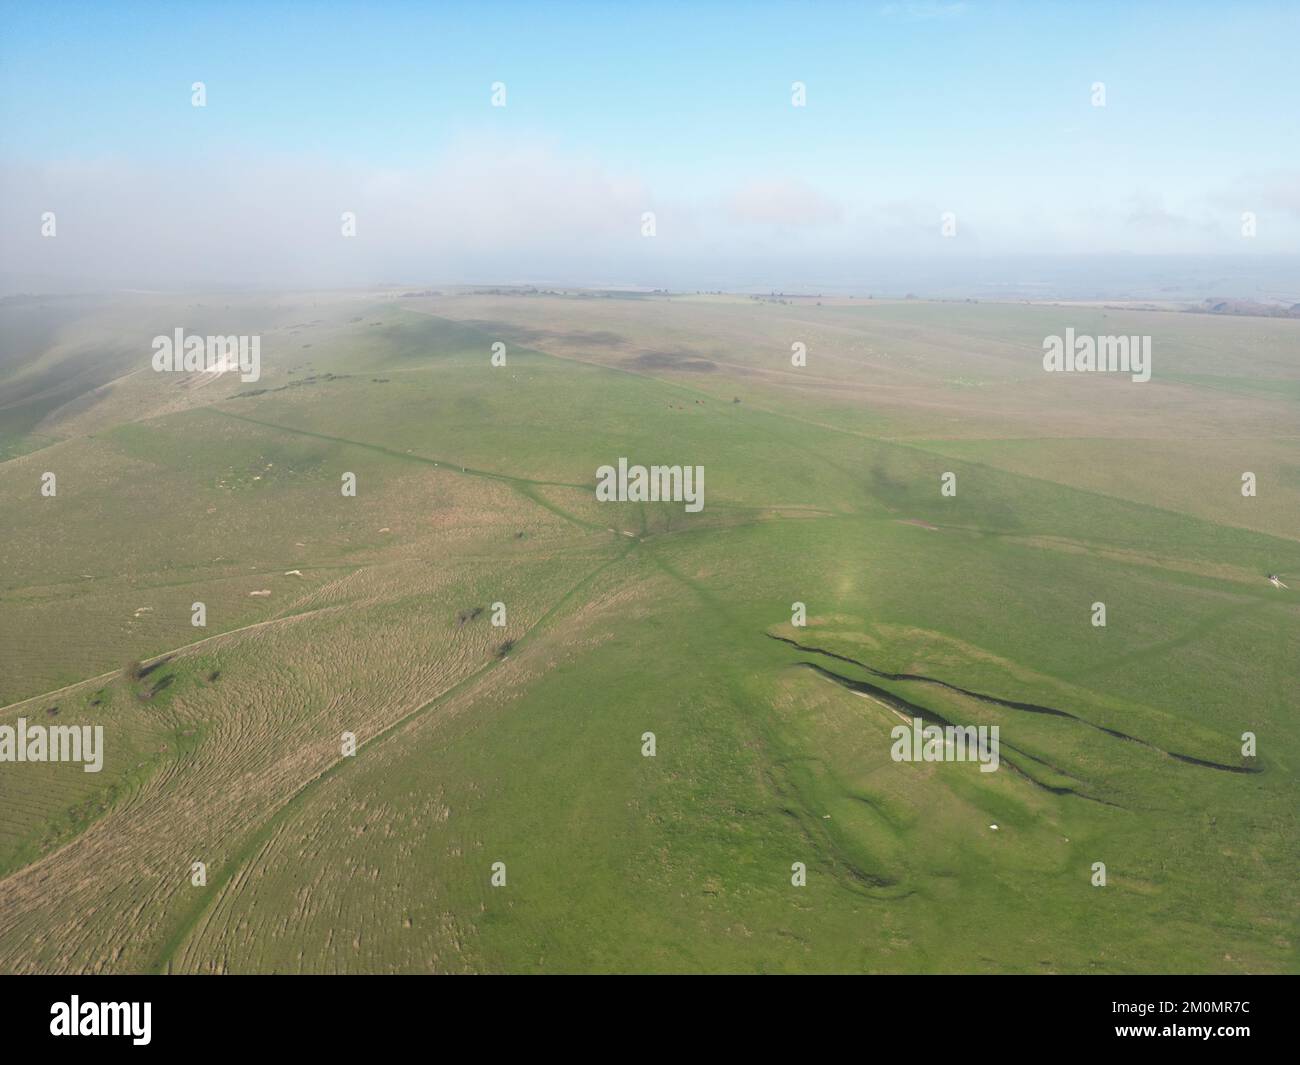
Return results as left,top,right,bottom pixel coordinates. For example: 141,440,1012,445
0,290,1296,973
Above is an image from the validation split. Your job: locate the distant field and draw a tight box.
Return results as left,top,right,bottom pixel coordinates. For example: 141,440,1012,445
1,291,1296,973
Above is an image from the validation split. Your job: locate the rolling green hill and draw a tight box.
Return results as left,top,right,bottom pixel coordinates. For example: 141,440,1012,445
1,291,1296,973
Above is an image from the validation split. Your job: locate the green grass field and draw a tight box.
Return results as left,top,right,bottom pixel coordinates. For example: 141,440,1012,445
0,290,1296,973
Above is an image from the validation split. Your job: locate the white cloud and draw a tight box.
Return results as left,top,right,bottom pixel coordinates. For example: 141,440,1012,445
726,179,843,228
3,140,1297,291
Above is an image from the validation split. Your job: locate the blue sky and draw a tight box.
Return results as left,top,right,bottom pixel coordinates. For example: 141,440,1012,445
3,0,1298,288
